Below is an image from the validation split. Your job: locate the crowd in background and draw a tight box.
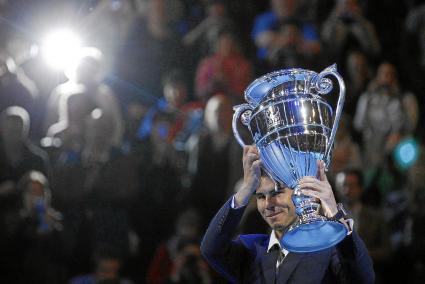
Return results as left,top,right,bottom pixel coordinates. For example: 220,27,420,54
0,0,424,283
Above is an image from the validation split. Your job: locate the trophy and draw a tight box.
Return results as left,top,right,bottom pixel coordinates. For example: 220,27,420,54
232,64,347,253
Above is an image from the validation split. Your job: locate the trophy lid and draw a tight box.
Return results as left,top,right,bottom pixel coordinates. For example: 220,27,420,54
244,68,317,107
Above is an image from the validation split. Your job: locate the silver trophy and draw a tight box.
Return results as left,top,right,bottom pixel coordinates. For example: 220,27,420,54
232,64,347,253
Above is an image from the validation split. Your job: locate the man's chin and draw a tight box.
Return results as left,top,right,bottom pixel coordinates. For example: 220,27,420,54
271,219,297,233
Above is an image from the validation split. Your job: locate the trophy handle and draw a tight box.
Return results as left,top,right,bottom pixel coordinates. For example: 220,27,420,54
316,64,346,169
232,103,253,147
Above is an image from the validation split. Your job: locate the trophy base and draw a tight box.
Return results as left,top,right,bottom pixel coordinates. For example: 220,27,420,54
280,220,348,253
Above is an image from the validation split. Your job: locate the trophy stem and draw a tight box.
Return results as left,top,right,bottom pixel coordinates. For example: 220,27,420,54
292,184,327,223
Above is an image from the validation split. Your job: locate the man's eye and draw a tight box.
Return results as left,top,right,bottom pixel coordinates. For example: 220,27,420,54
271,189,284,197
256,194,265,200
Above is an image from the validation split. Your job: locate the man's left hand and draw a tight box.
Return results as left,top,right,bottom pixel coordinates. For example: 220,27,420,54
297,160,338,218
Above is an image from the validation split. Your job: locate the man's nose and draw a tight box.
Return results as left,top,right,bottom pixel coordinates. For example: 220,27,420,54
265,195,276,209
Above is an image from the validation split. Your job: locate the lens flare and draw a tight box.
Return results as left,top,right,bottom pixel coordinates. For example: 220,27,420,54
41,29,82,70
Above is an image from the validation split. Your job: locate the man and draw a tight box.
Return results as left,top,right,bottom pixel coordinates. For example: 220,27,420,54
354,62,416,170
251,0,321,62
335,169,389,283
70,245,133,284
0,106,50,191
201,145,374,283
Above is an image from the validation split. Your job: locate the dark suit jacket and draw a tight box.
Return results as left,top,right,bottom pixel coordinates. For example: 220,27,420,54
201,198,375,284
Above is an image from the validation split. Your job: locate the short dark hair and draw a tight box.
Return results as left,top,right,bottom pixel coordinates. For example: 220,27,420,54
259,168,289,189
162,69,186,88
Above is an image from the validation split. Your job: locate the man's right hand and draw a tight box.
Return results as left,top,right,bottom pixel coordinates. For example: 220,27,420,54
234,145,262,207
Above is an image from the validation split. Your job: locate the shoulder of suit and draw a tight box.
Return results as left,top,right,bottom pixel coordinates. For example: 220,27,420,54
238,234,270,249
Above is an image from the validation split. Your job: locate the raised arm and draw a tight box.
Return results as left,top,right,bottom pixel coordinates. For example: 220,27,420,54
200,145,262,283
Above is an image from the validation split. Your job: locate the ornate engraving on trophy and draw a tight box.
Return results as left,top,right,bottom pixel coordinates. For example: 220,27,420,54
240,109,252,126
253,132,261,143
265,106,281,130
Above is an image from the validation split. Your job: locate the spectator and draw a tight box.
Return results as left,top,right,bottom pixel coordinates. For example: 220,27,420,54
147,209,215,284
344,51,373,116
183,0,235,56
0,106,50,194
266,19,323,69
406,134,425,281
51,110,139,275
70,244,133,284
45,47,123,150
321,0,381,63
335,169,391,275
115,0,188,99
353,62,417,170
136,111,187,279
187,94,242,226
405,3,425,70
79,0,137,74
0,170,66,283
137,69,203,148
251,0,321,64
329,114,362,184
82,110,139,255
0,54,37,128
195,29,253,103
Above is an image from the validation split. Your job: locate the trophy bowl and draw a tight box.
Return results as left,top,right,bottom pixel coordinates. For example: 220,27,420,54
233,64,348,252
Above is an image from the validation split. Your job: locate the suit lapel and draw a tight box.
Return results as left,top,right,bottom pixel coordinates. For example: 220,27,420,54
276,252,305,283
260,248,279,284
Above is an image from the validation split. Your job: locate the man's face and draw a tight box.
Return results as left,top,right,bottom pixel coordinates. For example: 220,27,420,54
376,63,397,87
256,176,297,233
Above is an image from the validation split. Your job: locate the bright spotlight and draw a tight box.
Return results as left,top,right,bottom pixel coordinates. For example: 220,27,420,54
41,29,82,70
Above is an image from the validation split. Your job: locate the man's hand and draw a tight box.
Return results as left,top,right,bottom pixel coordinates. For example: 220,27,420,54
234,145,262,207
297,160,338,218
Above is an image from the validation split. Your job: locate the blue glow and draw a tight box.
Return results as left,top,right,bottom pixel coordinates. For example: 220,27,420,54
394,138,419,170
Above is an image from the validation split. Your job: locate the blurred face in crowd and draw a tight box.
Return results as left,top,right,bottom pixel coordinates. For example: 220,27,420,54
164,82,187,109
256,176,297,238
272,0,297,18
338,0,361,15
376,63,397,88
280,24,300,46
96,258,121,281
208,2,226,18
23,181,46,211
23,181,48,212
216,33,239,57
204,95,232,134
